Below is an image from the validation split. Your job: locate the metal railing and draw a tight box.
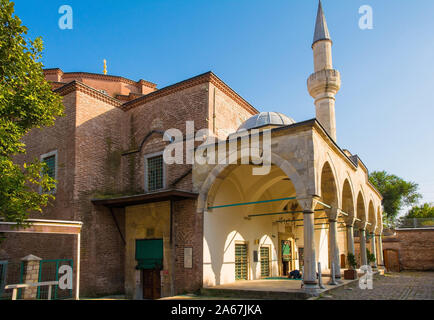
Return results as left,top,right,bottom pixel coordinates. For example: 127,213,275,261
396,218,434,229
5,281,59,300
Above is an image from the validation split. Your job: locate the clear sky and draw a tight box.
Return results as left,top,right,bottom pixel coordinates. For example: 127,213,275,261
13,0,434,211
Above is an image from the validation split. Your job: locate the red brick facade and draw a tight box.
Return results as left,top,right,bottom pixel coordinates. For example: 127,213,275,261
382,229,434,271
0,69,257,297
354,229,434,272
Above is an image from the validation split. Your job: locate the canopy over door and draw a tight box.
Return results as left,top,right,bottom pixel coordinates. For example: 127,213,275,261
135,239,163,270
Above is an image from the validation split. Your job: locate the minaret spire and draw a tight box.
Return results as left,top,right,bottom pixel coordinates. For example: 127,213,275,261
313,0,331,46
307,0,341,141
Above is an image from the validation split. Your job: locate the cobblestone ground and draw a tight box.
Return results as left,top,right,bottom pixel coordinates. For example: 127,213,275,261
318,272,434,300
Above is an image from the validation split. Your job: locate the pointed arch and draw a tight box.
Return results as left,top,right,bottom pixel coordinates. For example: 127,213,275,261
319,161,339,209
356,191,367,222
341,178,355,219
368,200,376,232
197,149,308,213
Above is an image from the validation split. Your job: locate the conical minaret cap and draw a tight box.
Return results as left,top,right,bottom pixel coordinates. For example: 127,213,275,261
313,0,331,46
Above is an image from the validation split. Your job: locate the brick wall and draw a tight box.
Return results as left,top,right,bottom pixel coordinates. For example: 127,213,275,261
355,229,434,271
173,199,203,294
0,90,78,288
383,229,434,271
3,71,259,298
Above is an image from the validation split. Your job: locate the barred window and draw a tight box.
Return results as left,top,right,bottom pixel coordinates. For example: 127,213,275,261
40,151,57,194
146,155,164,191
42,155,56,179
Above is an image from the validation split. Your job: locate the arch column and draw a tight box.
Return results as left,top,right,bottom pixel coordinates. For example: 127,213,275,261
299,196,320,290
370,232,377,268
327,208,341,281
345,217,355,257
358,223,368,266
376,234,384,266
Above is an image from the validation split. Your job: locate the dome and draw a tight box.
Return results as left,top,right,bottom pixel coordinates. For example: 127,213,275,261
237,112,296,132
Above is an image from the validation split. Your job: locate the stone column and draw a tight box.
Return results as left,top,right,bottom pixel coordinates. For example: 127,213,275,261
303,210,318,287
328,208,341,281
21,255,42,300
359,228,368,267
346,221,355,257
370,232,377,268
376,234,384,266
299,197,319,290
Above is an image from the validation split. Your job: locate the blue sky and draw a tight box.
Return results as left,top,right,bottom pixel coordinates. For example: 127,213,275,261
13,0,434,211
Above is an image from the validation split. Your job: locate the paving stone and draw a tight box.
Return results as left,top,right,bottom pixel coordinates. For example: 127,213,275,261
318,272,434,300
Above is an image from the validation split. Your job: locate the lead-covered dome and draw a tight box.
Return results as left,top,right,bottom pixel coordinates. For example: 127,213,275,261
237,112,296,132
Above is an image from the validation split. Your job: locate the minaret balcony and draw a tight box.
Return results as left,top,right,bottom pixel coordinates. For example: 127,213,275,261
307,69,341,98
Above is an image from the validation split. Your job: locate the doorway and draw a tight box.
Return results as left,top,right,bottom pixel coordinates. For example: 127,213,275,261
340,254,346,268
384,249,400,272
280,239,293,276
135,239,163,300
142,269,161,300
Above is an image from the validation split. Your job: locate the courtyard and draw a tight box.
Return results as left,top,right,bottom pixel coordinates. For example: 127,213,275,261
317,272,434,300
157,272,434,300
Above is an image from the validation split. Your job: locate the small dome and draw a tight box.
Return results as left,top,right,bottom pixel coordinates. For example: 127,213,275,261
237,112,296,132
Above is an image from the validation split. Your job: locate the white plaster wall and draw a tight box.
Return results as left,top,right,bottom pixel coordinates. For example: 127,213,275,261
203,178,279,287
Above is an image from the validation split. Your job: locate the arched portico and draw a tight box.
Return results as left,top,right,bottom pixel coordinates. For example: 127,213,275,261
319,161,341,281
197,150,308,214
201,156,308,287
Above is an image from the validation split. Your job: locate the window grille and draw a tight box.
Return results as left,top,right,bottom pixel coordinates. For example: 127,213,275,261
147,155,164,191
42,155,56,179
235,244,248,280
260,247,270,277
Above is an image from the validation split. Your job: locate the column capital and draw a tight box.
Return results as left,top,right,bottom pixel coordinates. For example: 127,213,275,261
298,195,321,213
355,220,368,231
326,207,340,221
344,217,356,226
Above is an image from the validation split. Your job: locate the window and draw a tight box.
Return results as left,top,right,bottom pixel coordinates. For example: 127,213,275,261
145,154,164,192
43,155,56,179
260,246,270,278
40,150,57,193
235,243,248,280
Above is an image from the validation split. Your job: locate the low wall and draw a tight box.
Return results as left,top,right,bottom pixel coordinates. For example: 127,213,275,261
383,229,434,271
355,228,434,271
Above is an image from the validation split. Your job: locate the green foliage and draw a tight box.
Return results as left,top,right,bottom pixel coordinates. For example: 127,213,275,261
369,171,422,223
366,249,376,264
404,203,434,219
0,0,64,225
347,252,357,270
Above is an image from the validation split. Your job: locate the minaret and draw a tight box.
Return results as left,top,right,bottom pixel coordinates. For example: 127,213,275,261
307,0,341,141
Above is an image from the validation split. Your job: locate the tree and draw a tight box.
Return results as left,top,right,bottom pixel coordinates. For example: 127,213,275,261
404,203,434,219
0,0,64,226
369,171,422,222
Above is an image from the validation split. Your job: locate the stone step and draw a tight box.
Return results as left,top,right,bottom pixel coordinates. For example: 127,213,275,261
200,287,314,300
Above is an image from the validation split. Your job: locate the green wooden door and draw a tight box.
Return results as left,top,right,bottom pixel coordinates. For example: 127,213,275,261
235,244,248,280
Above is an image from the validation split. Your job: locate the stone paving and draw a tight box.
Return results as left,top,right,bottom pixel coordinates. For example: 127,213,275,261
317,272,434,300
